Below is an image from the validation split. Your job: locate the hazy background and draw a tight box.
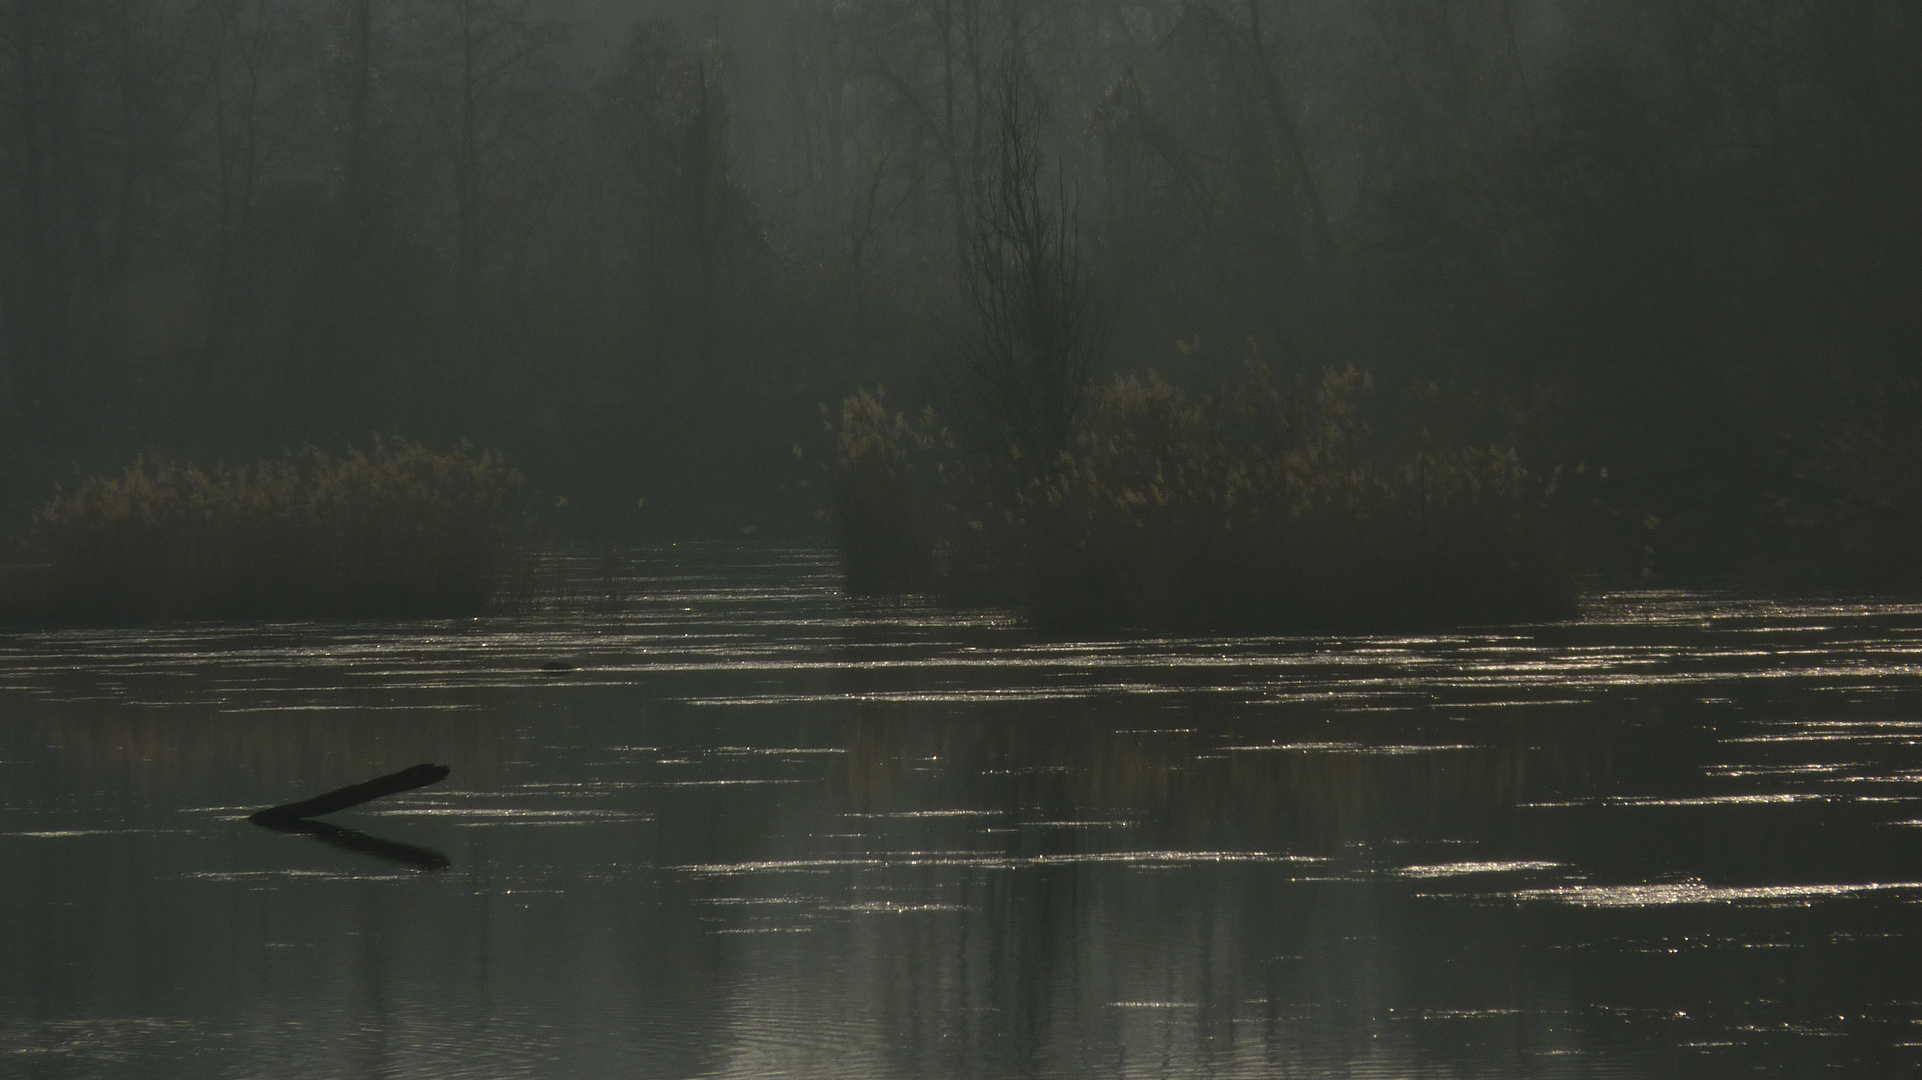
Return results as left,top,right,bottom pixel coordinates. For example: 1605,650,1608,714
2,0,1916,567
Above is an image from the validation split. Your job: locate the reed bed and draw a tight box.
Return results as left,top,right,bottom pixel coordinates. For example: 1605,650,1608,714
1,438,532,624
827,363,1576,634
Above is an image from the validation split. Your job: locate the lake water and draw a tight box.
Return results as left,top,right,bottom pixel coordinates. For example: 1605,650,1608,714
5,544,1922,1078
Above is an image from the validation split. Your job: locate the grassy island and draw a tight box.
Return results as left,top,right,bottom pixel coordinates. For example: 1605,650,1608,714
0,438,530,625
827,364,1577,635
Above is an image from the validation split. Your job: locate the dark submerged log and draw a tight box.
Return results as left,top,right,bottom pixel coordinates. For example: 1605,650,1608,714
247,763,450,824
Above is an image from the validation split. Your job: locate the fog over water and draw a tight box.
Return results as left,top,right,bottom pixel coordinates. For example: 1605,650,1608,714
6,546,1922,1077
3,3,1922,1072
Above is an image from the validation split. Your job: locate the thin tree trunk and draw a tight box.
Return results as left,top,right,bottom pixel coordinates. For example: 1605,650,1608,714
1245,0,1334,265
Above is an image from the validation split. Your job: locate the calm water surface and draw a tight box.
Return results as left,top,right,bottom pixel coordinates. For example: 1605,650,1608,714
5,545,1922,1078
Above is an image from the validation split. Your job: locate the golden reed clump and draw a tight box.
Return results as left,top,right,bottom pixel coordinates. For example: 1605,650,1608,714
2,437,531,624
826,362,1576,634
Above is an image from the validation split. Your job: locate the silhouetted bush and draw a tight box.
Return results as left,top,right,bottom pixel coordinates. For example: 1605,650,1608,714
828,363,1576,634
1,438,532,624
1766,378,1922,590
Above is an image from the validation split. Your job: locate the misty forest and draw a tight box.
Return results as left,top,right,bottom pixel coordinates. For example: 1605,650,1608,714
1,0,1919,628
9,5,1922,1078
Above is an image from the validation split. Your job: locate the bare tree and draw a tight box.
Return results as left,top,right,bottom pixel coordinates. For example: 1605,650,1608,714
429,0,560,339
602,22,762,372
958,61,1103,466
0,0,83,434
1,0,218,441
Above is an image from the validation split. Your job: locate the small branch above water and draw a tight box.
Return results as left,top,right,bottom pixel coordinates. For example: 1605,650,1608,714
247,763,451,825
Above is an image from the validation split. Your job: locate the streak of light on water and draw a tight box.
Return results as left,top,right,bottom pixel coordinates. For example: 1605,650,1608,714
7,545,1922,1077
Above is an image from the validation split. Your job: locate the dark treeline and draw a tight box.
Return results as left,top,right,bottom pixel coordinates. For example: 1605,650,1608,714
2,0,1918,577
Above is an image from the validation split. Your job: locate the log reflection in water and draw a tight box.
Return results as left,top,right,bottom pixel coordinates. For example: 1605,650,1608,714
251,816,452,871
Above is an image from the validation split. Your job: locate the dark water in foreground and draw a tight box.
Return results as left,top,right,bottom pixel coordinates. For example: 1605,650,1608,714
6,546,1922,1079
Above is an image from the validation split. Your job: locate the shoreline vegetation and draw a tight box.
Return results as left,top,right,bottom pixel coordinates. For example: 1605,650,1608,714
826,362,1579,635
0,3,1914,614
0,438,532,626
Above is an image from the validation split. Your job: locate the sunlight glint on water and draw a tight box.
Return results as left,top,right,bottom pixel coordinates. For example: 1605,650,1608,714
6,545,1922,1077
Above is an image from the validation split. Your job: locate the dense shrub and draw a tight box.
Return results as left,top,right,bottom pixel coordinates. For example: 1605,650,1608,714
1769,378,1922,589
827,363,1576,634
2,438,531,624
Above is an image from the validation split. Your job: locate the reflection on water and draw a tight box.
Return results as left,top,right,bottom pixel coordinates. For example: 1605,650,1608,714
251,817,453,872
7,545,1922,1076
